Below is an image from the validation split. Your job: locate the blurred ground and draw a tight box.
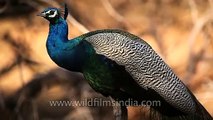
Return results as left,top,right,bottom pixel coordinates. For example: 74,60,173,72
0,0,213,120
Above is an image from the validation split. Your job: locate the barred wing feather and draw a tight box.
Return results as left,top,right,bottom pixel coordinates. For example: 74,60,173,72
84,30,195,114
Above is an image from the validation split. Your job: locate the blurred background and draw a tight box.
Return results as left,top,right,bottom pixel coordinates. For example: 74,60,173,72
0,0,213,120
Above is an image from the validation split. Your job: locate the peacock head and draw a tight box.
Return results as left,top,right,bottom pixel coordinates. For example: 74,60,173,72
38,8,60,22
38,4,68,24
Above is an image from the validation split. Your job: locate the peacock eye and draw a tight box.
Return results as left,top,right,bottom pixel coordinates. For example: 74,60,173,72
50,10,55,15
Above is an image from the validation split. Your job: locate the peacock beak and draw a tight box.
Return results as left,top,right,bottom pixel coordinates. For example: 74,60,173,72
37,12,46,17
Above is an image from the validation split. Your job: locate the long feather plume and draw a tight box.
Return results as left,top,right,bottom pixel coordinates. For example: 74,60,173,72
59,3,68,20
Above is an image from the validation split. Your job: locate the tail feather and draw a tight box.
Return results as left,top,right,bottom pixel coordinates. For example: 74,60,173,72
148,89,213,120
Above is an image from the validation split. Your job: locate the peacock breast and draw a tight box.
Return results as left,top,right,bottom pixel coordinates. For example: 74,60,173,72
82,54,119,95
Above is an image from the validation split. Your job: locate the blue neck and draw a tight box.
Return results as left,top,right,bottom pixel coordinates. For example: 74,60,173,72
46,17,69,64
47,17,68,47
46,17,86,72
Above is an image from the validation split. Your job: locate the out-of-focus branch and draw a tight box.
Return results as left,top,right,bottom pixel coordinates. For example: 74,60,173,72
186,49,205,80
0,0,9,14
100,0,125,23
0,0,46,14
100,0,132,30
188,0,198,23
5,69,111,120
0,34,39,78
0,92,5,109
110,97,127,120
2,34,38,66
0,57,20,77
22,0,40,8
32,100,39,120
185,1,213,81
67,15,89,33
0,54,38,78
188,9,213,50
149,24,166,59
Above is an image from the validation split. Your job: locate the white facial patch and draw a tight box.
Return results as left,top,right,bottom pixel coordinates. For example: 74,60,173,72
49,10,57,18
45,10,51,14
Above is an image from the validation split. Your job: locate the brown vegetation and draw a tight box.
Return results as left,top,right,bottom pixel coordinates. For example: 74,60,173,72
0,0,212,119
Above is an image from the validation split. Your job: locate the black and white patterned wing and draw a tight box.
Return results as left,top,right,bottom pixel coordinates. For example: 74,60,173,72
85,30,195,113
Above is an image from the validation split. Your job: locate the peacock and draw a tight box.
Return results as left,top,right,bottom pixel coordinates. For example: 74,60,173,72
37,4,213,120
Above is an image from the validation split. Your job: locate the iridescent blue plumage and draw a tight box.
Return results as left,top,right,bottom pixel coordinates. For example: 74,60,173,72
46,17,85,71
38,5,213,120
